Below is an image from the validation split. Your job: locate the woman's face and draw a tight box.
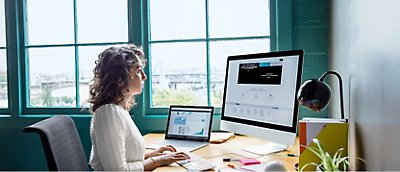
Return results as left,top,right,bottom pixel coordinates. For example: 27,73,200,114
127,58,147,96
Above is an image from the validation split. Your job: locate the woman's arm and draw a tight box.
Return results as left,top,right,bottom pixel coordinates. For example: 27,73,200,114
143,152,191,171
144,145,177,159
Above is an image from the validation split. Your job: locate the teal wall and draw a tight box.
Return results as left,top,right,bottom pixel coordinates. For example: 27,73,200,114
293,0,329,119
0,0,328,170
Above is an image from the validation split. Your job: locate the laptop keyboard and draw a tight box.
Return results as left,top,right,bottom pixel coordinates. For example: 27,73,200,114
163,139,205,147
161,140,208,151
177,152,216,171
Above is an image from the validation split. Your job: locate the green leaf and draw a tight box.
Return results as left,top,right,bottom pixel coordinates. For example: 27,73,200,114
333,149,344,167
323,152,335,171
302,138,366,171
333,148,344,161
300,162,319,172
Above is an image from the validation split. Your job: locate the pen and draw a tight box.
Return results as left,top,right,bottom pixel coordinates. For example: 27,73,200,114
223,158,240,162
287,153,299,157
227,163,236,168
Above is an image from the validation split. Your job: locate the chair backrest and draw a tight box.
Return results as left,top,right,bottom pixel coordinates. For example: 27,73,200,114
23,115,89,171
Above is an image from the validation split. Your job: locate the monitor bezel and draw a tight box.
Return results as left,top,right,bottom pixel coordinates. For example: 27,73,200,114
220,49,304,134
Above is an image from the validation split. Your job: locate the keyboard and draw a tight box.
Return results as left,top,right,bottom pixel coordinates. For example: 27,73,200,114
163,139,207,148
177,152,216,171
146,139,208,152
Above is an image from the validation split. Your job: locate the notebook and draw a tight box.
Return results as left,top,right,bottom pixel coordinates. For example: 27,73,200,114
145,105,214,152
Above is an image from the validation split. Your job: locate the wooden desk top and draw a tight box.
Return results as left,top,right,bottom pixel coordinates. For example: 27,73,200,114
144,133,299,171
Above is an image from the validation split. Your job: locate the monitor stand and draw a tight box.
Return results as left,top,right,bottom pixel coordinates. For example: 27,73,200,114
241,142,288,155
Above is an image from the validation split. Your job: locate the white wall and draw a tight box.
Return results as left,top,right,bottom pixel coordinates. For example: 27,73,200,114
330,0,400,170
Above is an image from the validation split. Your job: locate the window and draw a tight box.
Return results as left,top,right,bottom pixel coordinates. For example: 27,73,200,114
148,0,272,111
135,0,291,131
24,0,128,112
3,0,290,117
0,0,7,109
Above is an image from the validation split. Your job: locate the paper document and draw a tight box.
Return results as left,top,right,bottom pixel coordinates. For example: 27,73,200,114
240,163,269,171
210,132,235,143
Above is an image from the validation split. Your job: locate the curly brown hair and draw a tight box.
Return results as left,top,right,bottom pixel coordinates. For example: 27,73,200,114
87,44,146,113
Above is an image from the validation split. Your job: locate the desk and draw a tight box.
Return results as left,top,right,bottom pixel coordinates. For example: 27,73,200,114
144,133,299,171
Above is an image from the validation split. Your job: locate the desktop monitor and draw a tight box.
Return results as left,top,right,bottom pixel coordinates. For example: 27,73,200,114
220,49,304,155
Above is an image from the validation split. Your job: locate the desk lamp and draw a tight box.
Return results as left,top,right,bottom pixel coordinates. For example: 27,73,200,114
296,71,349,171
296,70,345,120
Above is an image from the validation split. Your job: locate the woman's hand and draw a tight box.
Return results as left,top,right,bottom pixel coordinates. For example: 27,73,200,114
145,145,177,158
153,152,190,166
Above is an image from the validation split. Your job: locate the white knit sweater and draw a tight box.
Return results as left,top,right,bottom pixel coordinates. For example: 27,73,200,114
89,104,145,171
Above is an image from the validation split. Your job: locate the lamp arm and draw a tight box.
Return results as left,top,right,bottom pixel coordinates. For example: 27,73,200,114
319,71,345,120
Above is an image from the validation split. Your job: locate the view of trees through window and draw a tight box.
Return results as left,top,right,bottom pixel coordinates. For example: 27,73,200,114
149,0,270,107
0,0,7,108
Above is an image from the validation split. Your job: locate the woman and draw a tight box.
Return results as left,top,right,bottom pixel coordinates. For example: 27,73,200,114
87,45,189,171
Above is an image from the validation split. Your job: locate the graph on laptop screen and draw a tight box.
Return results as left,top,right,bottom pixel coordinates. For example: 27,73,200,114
220,50,304,155
166,106,213,140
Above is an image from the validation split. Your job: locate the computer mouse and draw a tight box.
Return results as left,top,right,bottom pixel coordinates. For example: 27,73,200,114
264,161,286,171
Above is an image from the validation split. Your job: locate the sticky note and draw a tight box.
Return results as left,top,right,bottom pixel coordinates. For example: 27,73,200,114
240,158,260,165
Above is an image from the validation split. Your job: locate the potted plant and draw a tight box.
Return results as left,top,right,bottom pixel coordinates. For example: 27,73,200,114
300,138,366,171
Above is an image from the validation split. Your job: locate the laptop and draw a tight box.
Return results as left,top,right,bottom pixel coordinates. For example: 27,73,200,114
145,105,214,152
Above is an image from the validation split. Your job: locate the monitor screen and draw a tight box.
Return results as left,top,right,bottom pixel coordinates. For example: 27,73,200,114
220,50,303,147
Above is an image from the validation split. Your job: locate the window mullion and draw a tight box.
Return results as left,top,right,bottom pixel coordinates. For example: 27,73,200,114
73,0,80,108
270,0,277,51
2,0,20,115
20,0,29,114
128,0,143,45
129,0,149,116
205,0,211,106
273,0,292,50
142,0,151,113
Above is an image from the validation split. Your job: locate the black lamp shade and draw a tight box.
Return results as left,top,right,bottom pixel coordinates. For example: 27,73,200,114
297,79,331,112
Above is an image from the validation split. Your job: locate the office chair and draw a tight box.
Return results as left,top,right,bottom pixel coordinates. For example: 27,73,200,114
23,115,89,171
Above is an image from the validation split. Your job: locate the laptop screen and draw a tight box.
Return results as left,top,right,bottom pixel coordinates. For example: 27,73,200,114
165,105,214,141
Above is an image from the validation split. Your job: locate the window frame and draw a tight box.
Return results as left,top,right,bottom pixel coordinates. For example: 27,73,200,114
132,0,293,132
1,0,19,116
142,0,291,114
2,0,292,123
0,44,7,114
18,0,134,115
0,0,8,113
